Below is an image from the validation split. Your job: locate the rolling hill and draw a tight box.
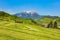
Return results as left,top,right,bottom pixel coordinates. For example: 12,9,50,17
0,11,60,40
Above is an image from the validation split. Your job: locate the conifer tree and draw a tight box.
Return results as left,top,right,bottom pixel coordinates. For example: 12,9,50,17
47,21,53,28
53,21,58,28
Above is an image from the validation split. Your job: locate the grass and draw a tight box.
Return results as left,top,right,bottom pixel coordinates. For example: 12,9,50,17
0,11,60,40
0,20,60,40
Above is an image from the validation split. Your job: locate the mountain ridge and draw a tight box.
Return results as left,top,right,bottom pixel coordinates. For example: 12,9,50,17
15,11,44,19
15,11,60,19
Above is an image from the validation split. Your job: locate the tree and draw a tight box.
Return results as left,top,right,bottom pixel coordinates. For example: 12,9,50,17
47,21,53,28
31,19,37,24
53,21,58,28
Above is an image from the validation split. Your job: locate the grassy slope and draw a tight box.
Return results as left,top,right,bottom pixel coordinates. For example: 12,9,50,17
35,17,60,28
0,11,60,40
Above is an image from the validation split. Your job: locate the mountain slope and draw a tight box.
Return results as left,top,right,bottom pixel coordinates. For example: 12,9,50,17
0,11,60,40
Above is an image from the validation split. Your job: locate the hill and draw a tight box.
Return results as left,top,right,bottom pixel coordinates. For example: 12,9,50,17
34,16,60,28
0,11,60,40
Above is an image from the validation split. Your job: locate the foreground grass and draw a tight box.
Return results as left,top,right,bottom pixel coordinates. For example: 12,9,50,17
0,21,60,40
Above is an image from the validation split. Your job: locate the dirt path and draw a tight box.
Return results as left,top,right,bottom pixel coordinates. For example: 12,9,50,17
25,25,39,31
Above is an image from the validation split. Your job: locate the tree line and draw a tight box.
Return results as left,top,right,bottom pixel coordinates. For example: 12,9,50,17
47,21,58,29
31,19,59,29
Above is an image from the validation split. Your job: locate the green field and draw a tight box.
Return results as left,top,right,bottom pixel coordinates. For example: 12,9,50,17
0,11,60,40
0,20,60,40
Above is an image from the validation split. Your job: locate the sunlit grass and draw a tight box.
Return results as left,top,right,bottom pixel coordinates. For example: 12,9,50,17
0,20,60,40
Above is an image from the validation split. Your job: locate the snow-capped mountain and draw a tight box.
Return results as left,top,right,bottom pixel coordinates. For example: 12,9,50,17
15,10,44,19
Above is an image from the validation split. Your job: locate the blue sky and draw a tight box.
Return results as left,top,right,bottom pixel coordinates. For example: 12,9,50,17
0,0,60,16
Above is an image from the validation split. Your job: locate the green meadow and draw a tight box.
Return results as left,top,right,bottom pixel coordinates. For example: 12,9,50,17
0,11,60,40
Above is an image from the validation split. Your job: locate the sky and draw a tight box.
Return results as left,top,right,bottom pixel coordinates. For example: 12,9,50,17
0,0,60,16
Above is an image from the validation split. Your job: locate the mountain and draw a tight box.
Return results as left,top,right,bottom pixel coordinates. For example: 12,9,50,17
15,10,45,19
15,10,60,20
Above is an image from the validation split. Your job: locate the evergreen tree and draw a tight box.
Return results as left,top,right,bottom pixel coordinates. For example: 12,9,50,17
47,21,53,28
31,19,37,24
53,21,58,28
